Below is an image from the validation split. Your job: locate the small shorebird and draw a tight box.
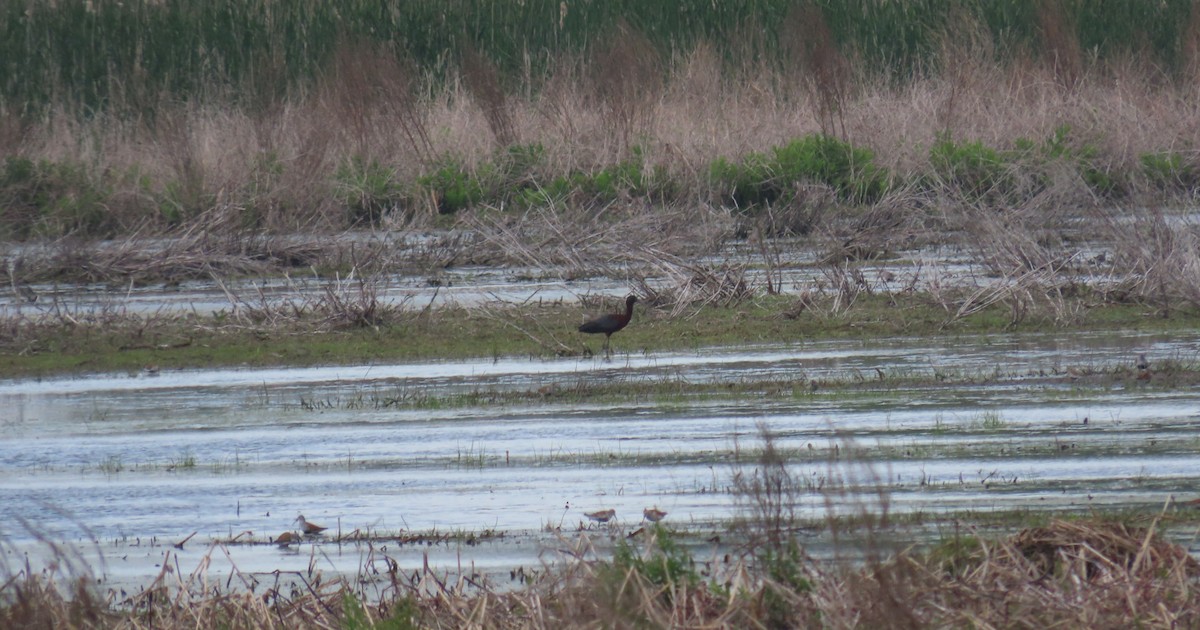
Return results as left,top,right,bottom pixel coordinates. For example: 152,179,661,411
274,531,301,547
584,509,616,525
643,507,667,523
1136,353,1152,381
15,285,37,303
294,515,327,535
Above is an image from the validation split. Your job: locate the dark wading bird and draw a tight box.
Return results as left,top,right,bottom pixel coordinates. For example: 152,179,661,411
578,295,638,357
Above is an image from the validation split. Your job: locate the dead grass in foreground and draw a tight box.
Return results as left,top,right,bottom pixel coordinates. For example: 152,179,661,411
2,517,1197,629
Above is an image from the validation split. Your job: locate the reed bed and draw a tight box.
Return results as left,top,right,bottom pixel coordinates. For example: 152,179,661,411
3,0,1200,246
3,0,1195,116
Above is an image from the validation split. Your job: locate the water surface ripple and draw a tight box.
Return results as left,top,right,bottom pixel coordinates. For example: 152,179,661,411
3,330,1199,591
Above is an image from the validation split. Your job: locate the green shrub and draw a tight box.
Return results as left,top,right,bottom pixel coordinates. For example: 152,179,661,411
774,135,887,203
514,145,676,209
929,135,1010,201
1009,125,1125,199
760,539,813,628
1081,165,1122,198
335,156,403,225
710,135,888,209
611,525,699,592
1140,151,1195,191
341,591,419,630
496,143,544,188
417,160,486,215
709,155,764,207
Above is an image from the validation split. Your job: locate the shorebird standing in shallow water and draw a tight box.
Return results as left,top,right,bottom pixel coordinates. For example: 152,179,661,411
578,295,638,358
294,515,328,535
643,507,667,523
584,509,616,527
1136,353,1152,381
274,531,301,547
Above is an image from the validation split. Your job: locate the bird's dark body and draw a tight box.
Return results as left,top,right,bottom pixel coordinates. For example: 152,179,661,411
578,313,628,335
578,295,637,337
578,295,637,355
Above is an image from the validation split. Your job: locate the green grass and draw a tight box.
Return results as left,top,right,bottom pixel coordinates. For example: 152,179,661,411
98,455,123,475
3,294,1199,379
712,135,889,208
172,448,198,470
973,410,1008,432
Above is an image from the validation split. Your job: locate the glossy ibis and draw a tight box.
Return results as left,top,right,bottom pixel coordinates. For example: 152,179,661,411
578,295,638,357
294,515,327,535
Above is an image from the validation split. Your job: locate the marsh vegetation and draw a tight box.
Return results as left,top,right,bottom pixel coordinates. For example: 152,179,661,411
6,1,1200,627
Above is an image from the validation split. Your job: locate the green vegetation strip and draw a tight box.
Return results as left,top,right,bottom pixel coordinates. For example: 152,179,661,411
2,294,1196,378
7,131,1197,240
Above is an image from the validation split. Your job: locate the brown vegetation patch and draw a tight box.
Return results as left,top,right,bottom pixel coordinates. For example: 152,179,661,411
4,517,1198,629
1008,519,1200,581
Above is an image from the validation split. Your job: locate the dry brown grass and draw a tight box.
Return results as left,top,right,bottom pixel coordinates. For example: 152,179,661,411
783,3,851,139
9,26,1200,243
1102,205,1200,317
463,199,733,277
318,38,433,165
1036,0,1085,91
461,43,516,148
816,517,1200,629
590,20,664,153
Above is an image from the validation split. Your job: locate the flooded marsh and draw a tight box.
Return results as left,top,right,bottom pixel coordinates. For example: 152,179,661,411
4,327,1200,594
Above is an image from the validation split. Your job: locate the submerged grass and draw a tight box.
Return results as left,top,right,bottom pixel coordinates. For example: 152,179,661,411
289,353,1196,414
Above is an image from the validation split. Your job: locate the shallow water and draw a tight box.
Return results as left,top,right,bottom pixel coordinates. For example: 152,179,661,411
0,236,1006,318
3,329,1200,592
